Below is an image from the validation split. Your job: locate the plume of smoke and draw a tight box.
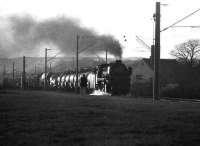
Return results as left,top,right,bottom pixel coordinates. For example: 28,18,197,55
0,15,122,58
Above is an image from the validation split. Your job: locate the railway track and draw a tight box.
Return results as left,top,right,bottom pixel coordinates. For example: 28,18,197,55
161,97,200,103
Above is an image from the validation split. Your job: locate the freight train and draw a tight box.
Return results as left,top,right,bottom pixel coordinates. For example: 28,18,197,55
38,60,131,95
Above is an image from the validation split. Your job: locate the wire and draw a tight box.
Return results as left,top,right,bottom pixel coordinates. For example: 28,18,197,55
78,43,95,54
47,52,61,62
172,25,200,28
136,35,151,50
161,8,200,32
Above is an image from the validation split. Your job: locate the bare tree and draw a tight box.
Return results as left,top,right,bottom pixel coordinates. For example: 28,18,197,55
170,39,200,66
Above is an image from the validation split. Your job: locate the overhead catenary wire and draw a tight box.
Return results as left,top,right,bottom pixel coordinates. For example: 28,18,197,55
136,35,151,50
161,8,200,32
172,25,200,28
47,51,62,62
78,43,96,54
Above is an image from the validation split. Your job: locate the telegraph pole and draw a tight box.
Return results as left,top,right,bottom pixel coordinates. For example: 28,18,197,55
44,48,52,88
72,56,74,69
75,35,79,93
2,64,5,88
151,45,155,68
3,64,6,77
22,56,26,89
35,64,36,74
44,48,47,88
12,62,15,80
106,48,108,64
153,2,160,100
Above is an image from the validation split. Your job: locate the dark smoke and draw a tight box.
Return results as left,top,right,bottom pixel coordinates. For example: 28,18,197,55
0,15,122,58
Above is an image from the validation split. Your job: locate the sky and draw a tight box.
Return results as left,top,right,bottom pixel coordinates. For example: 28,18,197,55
0,0,200,58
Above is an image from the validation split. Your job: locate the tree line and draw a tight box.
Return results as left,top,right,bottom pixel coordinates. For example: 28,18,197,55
170,39,200,66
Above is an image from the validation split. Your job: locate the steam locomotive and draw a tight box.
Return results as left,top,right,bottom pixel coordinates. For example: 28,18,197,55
38,60,131,95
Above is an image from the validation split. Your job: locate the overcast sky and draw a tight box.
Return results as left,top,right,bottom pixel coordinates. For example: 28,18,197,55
0,0,200,58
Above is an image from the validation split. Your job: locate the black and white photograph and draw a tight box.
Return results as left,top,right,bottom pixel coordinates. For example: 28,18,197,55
1,0,200,145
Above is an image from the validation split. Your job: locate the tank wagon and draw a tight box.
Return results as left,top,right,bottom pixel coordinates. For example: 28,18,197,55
39,60,131,95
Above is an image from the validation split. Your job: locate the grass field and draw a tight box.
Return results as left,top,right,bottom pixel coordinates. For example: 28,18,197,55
1,90,200,146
